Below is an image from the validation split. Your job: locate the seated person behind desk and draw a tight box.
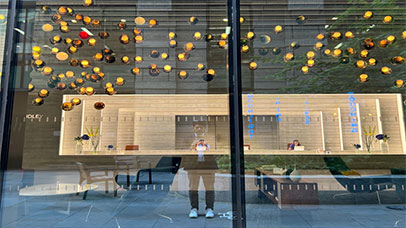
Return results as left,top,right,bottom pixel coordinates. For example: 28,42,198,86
288,139,301,150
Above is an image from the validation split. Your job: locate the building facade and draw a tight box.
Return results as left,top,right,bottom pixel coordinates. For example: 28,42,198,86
0,0,405,228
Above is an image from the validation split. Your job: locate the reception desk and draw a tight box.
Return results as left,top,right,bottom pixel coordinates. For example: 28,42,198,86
61,149,403,156
59,94,406,156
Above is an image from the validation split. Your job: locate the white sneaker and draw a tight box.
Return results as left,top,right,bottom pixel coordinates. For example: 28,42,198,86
205,208,214,218
189,208,198,218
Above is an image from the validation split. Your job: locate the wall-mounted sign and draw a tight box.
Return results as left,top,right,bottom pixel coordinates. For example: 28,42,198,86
348,92,358,133
247,94,254,138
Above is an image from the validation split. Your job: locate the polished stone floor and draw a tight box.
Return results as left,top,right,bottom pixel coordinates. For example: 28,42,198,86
1,170,405,228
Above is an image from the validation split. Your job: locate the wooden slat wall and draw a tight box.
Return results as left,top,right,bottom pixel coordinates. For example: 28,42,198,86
60,94,405,154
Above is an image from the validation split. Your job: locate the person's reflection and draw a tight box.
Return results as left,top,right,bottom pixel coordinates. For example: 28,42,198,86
183,138,217,219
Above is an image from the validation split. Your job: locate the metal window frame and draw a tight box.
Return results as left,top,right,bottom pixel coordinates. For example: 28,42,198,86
0,1,247,227
0,0,18,209
228,0,246,227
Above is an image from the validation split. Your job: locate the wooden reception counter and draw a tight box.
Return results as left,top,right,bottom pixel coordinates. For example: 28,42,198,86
59,94,406,156
61,149,404,156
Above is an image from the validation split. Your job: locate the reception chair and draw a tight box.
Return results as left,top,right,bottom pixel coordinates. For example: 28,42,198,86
75,162,119,199
324,157,392,204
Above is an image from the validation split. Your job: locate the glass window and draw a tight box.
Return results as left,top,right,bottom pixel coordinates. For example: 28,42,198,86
1,1,233,227
241,0,406,227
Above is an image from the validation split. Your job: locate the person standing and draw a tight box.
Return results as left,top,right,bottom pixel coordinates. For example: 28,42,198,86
182,138,217,219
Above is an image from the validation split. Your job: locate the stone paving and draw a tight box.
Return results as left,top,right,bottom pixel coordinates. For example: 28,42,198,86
1,170,405,228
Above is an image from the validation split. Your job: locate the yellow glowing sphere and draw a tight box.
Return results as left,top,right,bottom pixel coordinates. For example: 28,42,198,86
92,67,101,73
240,17,245,23
71,98,81,105
121,56,130,64
66,71,75,78
163,65,172,73
330,32,342,40
395,80,404,88
386,35,396,44
133,28,142,35
161,52,169,60
135,56,143,63
32,52,41,60
402,31,406,39
301,66,309,74
105,87,116,95
32,46,42,54
363,11,373,19
306,51,315,60
135,35,143,44
332,49,342,57
381,66,392,75
346,48,356,55
85,87,95,95
38,89,50,98
178,71,188,79
241,45,249,53
324,49,331,56
80,60,91,68
42,67,53,76
197,63,205,71
344,31,354,39
177,53,187,61
105,82,113,88
149,19,158,28
307,59,315,67
379,40,388,48
314,42,324,50
184,42,195,51
246,32,255,40
169,40,177,48
207,69,216,76
193,32,202,40
62,102,74,111
218,40,227,48
120,34,130,44
28,83,35,92
83,16,92,25
42,24,53,32
88,38,96,46
93,53,103,61
134,17,146,25
356,60,367,69
383,16,393,23
83,0,93,6
168,32,176,40
115,77,125,86
284,53,294,61
359,74,368,82
316,34,325,40
220,33,228,40
68,46,78,54
249,62,258,70
78,87,86,95
274,25,283,34
57,73,66,80
60,25,69,33
392,56,404,64
131,67,140,75
33,98,44,106
360,50,368,58
368,58,377,66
